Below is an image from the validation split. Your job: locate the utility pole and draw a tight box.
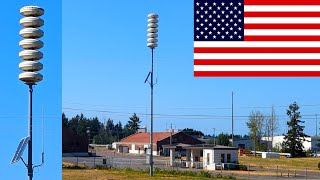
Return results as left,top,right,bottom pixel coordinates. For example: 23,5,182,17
316,114,318,136
270,106,275,152
213,128,216,145
232,91,234,147
170,123,173,145
18,6,45,180
146,13,158,177
28,85,33,180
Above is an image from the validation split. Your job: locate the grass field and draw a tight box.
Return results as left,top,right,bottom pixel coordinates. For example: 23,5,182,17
62,156,320,179
239,156,320,171
62,168,239,180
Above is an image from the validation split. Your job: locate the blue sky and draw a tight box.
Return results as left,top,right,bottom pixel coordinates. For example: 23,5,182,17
63,0,320,137
0,1,61,179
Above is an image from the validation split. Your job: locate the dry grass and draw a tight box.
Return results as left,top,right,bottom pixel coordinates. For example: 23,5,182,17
62,169,234,180
62,156,320,179
239,156,320,171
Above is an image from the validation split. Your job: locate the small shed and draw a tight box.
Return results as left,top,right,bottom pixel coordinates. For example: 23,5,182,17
203,145,238,170
163,144,238,170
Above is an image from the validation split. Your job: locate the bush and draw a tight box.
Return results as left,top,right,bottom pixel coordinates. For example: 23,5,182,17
62,163,86,169
95,165,112,170
226,174,236,179
239,164,248,171
306,149,313,157
199,171,211,178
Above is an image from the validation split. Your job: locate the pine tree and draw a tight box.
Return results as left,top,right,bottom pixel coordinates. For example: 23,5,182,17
124,113,141,136
283,102,307,157
62,112,68,127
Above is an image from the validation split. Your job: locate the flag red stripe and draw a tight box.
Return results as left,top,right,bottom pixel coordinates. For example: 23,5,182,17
244,36,320,41
244,0,320,5
194,47,320,53
194,71,320,77
244,12,320,17
194,60,320,65
244,24,320,29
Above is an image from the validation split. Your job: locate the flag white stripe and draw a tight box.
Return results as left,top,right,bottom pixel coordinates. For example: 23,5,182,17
194,53,320,59
244,5,320,12
194,41,320,47
244,17,320,24
194,65,320,71
244,29,320,35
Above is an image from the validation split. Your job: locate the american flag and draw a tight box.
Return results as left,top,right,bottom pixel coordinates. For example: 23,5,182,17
194,0,320,77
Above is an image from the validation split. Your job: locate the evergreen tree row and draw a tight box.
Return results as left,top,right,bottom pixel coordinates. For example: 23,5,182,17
62,112,141,144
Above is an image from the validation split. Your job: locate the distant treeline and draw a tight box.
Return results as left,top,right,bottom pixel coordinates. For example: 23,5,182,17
62,112,245,146
62,112,141,144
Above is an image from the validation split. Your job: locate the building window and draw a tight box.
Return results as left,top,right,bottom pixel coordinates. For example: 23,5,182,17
227,154,231,163
221,154,225,163
195,156,199,162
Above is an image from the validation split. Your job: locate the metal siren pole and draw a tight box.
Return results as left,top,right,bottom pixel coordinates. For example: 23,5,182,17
19,6,45,180
146,13,158,177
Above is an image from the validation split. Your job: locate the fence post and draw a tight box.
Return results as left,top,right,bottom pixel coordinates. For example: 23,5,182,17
294,170,296,177
305,168,307,180
288,169,289,177
76,156,79,166
93,157,96,168
276,166,278,180
248,164,250,178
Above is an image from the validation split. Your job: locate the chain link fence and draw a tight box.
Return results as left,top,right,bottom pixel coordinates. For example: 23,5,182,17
63,157,320,179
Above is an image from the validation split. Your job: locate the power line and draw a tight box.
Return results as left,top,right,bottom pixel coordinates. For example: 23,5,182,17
63,101,320,110
63,107,320,120
0,116,59,119
63,101,145,109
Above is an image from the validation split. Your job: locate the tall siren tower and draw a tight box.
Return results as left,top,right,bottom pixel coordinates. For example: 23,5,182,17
16,5,44,180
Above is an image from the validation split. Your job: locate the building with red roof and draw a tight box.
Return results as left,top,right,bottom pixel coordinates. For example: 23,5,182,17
113,131,203,155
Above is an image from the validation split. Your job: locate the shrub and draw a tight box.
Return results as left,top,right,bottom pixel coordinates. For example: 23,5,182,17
199,171,211,178
226,174,236,179
95,165,111,170
62,163,86,169
239,164,248,171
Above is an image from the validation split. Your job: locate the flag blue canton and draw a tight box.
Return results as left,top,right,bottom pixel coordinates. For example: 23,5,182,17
194,0,244,41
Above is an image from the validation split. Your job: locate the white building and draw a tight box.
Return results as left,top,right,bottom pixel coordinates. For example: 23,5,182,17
203,146,239,170
263,135,320,151
163,144,238,170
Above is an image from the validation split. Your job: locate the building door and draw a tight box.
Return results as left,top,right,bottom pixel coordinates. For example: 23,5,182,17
221,153,225,163
227,154,231,163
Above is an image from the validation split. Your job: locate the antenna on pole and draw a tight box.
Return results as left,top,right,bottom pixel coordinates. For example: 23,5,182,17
231,91,234,147
33,107,45,169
